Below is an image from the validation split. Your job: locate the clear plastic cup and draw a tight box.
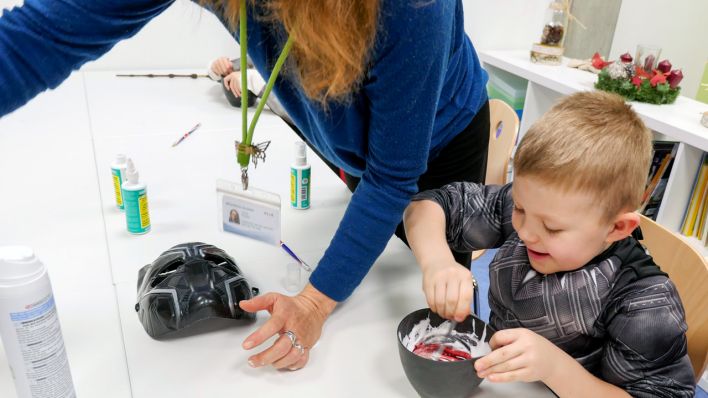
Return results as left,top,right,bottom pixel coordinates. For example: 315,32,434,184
284,262,301,293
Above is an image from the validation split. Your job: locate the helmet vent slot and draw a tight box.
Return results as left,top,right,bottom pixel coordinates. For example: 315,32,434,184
151,259,184,287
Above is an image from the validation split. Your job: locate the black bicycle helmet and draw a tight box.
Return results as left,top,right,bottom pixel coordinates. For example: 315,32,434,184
135,242,258,339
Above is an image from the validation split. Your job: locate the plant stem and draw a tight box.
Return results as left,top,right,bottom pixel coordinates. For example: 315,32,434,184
238,0,249,168
246,36,293,145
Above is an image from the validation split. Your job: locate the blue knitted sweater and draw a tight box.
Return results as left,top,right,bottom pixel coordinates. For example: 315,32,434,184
0,0,488,301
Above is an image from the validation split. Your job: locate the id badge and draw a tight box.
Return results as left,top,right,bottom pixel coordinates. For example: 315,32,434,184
216,179,281,246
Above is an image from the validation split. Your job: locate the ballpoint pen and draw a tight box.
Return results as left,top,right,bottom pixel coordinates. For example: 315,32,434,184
279,241,312,272
171,123,201,147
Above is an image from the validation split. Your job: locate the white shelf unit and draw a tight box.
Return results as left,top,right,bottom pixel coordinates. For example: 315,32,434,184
480,50,708,258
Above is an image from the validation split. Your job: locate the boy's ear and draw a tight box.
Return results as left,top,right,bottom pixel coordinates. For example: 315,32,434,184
606,211,640,243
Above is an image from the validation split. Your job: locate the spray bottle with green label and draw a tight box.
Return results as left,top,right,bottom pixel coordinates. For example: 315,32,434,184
290,142,311,209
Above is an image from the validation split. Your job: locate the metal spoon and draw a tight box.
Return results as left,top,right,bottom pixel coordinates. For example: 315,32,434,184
422,320,458,361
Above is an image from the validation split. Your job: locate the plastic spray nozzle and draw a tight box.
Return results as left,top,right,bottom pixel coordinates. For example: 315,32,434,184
125,158,139,184
294,142,307,166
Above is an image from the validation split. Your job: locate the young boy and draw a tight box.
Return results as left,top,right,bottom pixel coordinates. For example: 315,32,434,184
403,91,696,397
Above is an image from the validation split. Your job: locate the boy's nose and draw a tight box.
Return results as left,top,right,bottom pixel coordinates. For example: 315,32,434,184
517,225,539,244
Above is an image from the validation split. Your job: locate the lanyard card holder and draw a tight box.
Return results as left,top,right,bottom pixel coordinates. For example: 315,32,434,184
216,179,281,246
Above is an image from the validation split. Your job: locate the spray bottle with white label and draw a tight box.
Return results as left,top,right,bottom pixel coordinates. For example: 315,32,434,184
0,246,76,398
121,159,151,234
290,142,311,209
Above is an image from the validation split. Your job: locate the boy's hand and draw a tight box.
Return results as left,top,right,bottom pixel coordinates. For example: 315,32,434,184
223,72,242,97
475,328,565,383
422,259,474,322
212,57,233,77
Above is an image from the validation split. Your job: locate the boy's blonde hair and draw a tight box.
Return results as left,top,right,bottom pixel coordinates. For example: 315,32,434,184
513,91,652,222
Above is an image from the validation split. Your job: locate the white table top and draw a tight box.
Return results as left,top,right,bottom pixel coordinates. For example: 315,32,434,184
0,74,131,398
0,70,555,397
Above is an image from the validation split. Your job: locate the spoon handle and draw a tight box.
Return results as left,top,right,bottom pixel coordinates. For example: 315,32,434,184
431,320,458,360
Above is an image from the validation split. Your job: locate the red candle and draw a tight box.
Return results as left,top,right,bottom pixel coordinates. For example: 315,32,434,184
657,60,672,74
667,70,683,89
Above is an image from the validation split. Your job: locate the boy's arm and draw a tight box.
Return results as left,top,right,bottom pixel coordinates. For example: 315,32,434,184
600,279,696,397
404,182,513,321
542,353,631,398
410,182,514,252
476,279,696,397
475,328,631,398
404,200,473,320
404,200,456,270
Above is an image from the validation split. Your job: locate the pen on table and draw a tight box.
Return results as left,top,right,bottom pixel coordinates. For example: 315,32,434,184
171,123,201,147
279,241,312,272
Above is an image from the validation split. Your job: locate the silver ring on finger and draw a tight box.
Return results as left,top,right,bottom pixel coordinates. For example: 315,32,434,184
282,330,297,345
282,330,305,355
283,330,305,355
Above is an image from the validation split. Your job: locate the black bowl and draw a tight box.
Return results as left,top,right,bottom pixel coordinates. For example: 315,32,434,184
397,308,494,398
222,80,256,108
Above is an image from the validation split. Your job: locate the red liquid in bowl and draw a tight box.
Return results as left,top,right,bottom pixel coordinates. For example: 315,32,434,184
412,342,473,362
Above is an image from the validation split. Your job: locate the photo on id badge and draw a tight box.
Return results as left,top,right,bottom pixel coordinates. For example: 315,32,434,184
221,194,279,245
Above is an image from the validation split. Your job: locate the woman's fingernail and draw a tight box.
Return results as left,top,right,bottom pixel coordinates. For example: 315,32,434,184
243,341,253,349
248,360,256,368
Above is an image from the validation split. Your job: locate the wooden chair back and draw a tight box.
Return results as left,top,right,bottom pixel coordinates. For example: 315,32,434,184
485,99,519,185
638,214,708,380
471,99,521,263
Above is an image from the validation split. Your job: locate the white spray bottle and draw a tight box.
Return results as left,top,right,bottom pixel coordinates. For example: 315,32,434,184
290,142,311,209
0,246,76,398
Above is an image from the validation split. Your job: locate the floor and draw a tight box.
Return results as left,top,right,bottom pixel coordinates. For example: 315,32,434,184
698,387,708,398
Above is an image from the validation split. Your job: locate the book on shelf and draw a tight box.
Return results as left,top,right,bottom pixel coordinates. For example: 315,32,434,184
704,207,708,247
680,152,708,236
702,192,708,246
697,185,708,241
639,142,678,218
642,178,668,220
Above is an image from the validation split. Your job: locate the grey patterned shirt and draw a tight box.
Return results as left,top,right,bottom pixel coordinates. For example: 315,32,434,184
413,182,696,397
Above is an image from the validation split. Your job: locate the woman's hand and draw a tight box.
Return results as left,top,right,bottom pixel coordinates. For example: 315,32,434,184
238,283,337,371
422,259,474,322
223,72,242,97
474,328,566,383
211,56,233,77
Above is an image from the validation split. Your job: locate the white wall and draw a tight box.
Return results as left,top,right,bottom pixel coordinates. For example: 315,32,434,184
610,0,708,99
463,0,547,52
0,0,239,71
0,1,20,9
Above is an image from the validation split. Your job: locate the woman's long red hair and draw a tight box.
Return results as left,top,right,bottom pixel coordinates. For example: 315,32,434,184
205,0,380,104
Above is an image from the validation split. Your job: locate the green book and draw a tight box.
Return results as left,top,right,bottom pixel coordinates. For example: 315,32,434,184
697,61,708,104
